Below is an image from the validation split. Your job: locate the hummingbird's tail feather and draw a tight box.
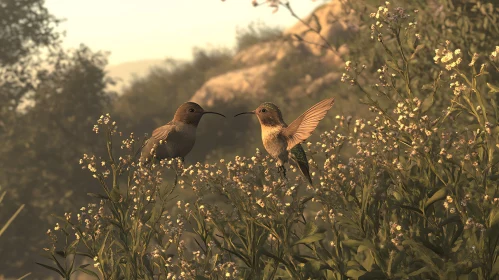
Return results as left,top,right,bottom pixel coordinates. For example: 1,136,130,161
290,144,313,186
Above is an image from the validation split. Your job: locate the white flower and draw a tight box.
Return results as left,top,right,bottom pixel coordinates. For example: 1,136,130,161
441,52,453,63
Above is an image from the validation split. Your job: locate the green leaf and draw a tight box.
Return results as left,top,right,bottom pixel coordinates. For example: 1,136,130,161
342,239,363,249
55,250,66,258
50,254,67,277
424,188,447,211
402,240,443,274
438,215,462,227
79,264,90,269
262,262,274,279
76,251,94,258
386,59,400,72
410,44,426,60
421,90,435,113
358,247,374,271
77,266,100,279
346,269,386,280
389,251,405,274
36,262,65,277
210,254,219,271
294,232,325,245
16,273,32,280
488,208,499,256
293,254,310,263
393,192,403,202
141,211,152,224
398,204,423,215
455,260,475,274
491,261,499,278
303,221,318,237
305,258,322,272
489,208,499,228
0,204,24,237
299,195,314,206
488,82,499,93
346,269,367,279
408,266,431,276
87,192,109,199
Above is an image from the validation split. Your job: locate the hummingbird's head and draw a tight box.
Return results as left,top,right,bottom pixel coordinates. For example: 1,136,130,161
173,102,226,126
234,102,285,127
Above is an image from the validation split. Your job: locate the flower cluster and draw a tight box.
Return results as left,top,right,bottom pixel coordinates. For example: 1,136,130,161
434,41,464,71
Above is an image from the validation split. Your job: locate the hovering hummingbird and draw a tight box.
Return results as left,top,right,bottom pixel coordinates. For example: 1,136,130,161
140,102,225,164
234,98,335,185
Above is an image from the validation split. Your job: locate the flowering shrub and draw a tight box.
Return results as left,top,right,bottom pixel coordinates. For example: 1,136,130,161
39,2,499,280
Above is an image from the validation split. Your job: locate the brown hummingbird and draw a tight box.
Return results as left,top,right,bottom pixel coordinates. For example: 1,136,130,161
140,102,225,164
234,98,335,185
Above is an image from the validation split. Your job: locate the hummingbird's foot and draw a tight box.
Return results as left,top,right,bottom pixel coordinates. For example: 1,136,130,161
277,165,288,181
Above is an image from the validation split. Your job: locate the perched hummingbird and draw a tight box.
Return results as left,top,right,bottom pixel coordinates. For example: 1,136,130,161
140,102,225,164
234,98,335,185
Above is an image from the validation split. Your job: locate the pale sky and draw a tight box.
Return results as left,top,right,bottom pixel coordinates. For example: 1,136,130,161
45,0,325,66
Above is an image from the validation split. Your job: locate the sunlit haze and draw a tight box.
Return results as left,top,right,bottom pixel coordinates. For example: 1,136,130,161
45,0,324,66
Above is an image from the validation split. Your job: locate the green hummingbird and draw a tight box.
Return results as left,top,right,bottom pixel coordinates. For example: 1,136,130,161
234,98,335,185
140,102,225,164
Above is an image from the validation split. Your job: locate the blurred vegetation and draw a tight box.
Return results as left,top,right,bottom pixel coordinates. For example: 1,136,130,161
1,0,499,278
235,22,283,52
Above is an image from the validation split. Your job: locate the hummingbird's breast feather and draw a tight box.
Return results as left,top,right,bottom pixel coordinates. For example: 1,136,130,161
166,122,197,158
261,125,288,165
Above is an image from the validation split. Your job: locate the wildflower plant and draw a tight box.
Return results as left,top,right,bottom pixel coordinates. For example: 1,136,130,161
39,2,499,280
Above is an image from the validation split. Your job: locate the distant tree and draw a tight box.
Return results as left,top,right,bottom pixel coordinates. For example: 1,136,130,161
0,45,114,277
0,0,61,122
0,0,60,65
0,0,64,276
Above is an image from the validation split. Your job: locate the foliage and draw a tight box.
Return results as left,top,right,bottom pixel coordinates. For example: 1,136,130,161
235,22,282,52
0,0,60,66
39,1,499,279
0,45,114,276
0,0,61,134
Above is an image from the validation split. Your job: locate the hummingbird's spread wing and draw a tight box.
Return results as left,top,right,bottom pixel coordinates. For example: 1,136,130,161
283,97,335,150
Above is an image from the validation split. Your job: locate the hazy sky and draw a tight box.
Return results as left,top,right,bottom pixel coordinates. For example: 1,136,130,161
44,0,324,66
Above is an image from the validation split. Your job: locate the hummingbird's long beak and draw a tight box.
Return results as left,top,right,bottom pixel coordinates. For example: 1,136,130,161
234,111,255,117
202,111,226,118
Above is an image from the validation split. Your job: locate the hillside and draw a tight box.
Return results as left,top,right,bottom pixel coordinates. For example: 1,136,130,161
190,0,355,106
106,59,166,92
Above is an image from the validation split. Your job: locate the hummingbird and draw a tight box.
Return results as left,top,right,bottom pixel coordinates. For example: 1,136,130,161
140,102,225,164
234,98,335,185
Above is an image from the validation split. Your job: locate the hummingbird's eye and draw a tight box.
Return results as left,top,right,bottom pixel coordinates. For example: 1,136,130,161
188,108,195,113
261,108,267,113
